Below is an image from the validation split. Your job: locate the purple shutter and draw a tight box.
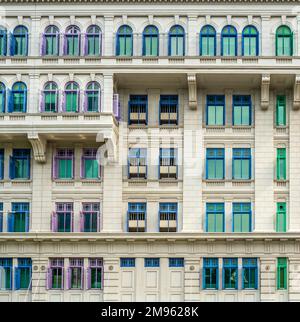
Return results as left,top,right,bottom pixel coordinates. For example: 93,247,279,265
71,211,74,232
80,155,84,178
63,34,67,55
81,267,84,290
66,267,70,289
87,267,91,289
77,89,80,112
41,33,46,56
78,33,81,56
40,91,45,112
46,267,52,290
98,89,101,112
55,89,59,112
61,91,66,112
51,211,57,232
84,33,88,56
83,92,88,112
79,211,84,232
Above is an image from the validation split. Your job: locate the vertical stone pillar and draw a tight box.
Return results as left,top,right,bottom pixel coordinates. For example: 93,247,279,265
187,16,197,56
103,72,114,113
104,16,114,56
28,73,39,113
31,257,48,302
103,257,120,302
288,257,300,301
261,16,271,56
260,258,276,302
30,16,41,56
184,257,200,301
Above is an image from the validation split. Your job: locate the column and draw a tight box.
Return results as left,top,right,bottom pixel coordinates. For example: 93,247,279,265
104,16,114,56
261,16,272,56
103,72,114,113
184,257,201,301
28,73,40,113
260,258,276,302
31,257,48,302
187,16,197,56
30,16,41,56
288,257,300,302
103,257,120,302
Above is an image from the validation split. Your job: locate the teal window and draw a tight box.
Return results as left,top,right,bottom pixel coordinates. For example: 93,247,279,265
128,148,147,179
277,258,288,290
82,148,99,179
64,82,79,112
221,25,237,56
81,203,100,233
9,149,30,180
120,258,135,267
242,258,258,289
232,148,251,180
54,202,73,233
223,258,238,289
116,25,133,56
8,202,30,233
0,82,6,113
128,95,148,125
0,259,12,290
233,202,252,232
143,25,159,56
11,25,28,56
276,148,286,180
276,26,293,56
64,25,80,56
242,25,259,56
43,25,59,56
9,82,27,113
203,258,218,289
206,203,224,232
0,27,7,56
48,258,64,290
169,258,184,267
200,25,216,56
233,95,251,126
54,148,74,179
206,148,224,180
15,258,32,290
276,202,287,233
145,258,160,268
42,81,58,112
168,25,185,56
206,95,225,126
68,258,83,290
85,25,101,56
276,95,286,126
84,81,100,112
88,259,103,289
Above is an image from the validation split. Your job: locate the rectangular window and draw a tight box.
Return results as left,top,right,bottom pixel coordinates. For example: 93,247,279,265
159,95,178,125
242,258,258,289
0,149,4,180
232,148,251,180
276,95,286,126
120,258,135,268
159,148,177,179
206,203,224,232
276,148,286,180
206,95,225,126
15,258,32,290
276,202,287,233
8,202,30,233
128,148,147,179
88,258,103,289
128,95,148,125
223,258,238,289
0,258,12,290
81,148,100,179
145,258,160,268
53,203,73,233
0,203,3,232
54,149,74,180
127,203,146,233
233,95,251,126
68,258,83,290
203,258,218,289
81,203,100,233
206,148,224,180
169,258,184,268
9,149,30,180
233,202,252,232
48,258,64,290
159,202,177,232
277,258,288,290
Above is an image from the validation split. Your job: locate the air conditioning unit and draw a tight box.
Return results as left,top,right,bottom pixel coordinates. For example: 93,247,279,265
170,112,177,120
169,166,177,174
160,112,169,120
160,166,169,174
130,112,139,120
128,219,145,231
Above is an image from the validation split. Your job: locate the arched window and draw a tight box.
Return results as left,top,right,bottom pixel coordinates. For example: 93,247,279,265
64,26,81,56
0,82,6,112
0,27,7,56
42,25,60,56
200,25,216,56
221,25,237,56
64,82,79,112
116,25,133,56
84,82,100,112
85,25,102,56
143,25,159,56
242,25,259,56
11,26,28,56
41,82,58,112
9,82,27,113
276,25,293,56
168,25,185,56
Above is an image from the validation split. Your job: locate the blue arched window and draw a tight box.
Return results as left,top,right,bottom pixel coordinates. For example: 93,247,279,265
276,25,293,56
64,82,79,112
11,26,28,56
168,25,185,56
200,25,216,56
64,25,81,56
42,25,60,56
242,25,259,56
143,25,159,56
9,82,27,113
0,27,7,56
116,25,133,56
84,81,100,112
85,25,102,56
221,25,237,56
42,82,58,112
0,82,6,112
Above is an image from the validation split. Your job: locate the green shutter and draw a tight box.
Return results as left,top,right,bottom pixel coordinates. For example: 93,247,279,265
277,258,288,290
276,95,286,126
276,202,287,232
277,148,286,180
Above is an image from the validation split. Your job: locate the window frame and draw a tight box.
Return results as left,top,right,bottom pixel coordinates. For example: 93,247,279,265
200,25,216,56
128,148,147,179
206,202,225,233
276,148,286,180
206,95,225,126
203,258,219,290
276,25,293,57
127,202,147,233
277,258,288,290
232,95,252,126
232,148,251,180
232,202,252,233
116,25,133,56
85,25,102,56
221,25,237,56
276,202,287,233
159,202,178,233
142,25,159,56
242,258,258,290
168,25,185,56
242,25,259,56
206,148,225,180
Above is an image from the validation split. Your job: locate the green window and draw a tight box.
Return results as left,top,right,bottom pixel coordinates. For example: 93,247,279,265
242,26,258,56
64,82,79,112
116,25,133,56
54,149,74,180
89,259,103,289
82,148,99,179
277,258,288,290
86,25,101,56
15,258,32,290
0,27,7,56
276,202,287,232
85,82,100,112
223,258,238,289
49,259,64,289
276,26,293,56
69,259,83,289
276,95,286,126
143,25,159,56
9,202,30,233
206,148,224,180
233,95,251,126
200,25,216,56
0,82,6,113
233,148,251,180
276,148,286,180
44,25,59,56
43,81,58,112
221,25,237,56
55,202,73,233
206,95,225,126
0,259,12,290
242,258,258,289
10,149,30,180
169,25,185,56
233,202,252,232
12,26,28,56
10,82,27,113
206,203,224,232
65,25,80,56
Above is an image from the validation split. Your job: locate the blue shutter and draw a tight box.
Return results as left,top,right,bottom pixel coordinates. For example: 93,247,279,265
25,32,28,56
14,267,20,290
7,89,13,113
7,212,14,232
25,211,30,232
9,155,15,179
23,89,27,112
0,213,3,232
9,32,15,56
3,32,7,56
26,153,30,179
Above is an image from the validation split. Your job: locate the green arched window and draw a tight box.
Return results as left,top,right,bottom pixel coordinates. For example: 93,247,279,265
116,25,133,56
9,82,27,113
42,82,58,112
64,82,79,112
0,82,6,112
276,26,293,56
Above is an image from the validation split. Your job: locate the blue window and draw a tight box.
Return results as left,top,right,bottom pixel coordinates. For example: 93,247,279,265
128,148,147,179
223,258,238,289
242,25,259,56
242,258,258,289
159,95,178,125
145,258,160,268
127,202,146,232
169,258,184,267
116,25,133,56
42,25,60,56
233,95,251,126
15,258,32,290
143,25,159,56
85,25,102,56
232,148,251,180
0,82,6,113
159,148,177,179
8,202,30,233
206,148,224,180
206,203,225,233
200,25,216,56
159,202,177,232
0,203,3,232
9,149,30,180
8,82,27,113
221,25,237,56
168,25,185,56
0,258,13,290
206,95,225,126
233,203,252,232
203,258,218,289
0,149,4,180
10,25,28,56
120,258,135,267
0,27,7,56
128,95,148,125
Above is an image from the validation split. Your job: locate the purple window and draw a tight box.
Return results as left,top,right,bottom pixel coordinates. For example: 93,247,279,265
41,25,60,56
87,258,103,289
67,258,84,290
53,148,74,180
80,202,100,232
52,202,74,233
47,258,64,290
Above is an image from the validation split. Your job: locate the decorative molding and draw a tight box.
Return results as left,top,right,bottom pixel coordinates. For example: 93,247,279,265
293,75,300,110
261,74,270,110
1,0,299,3
96,126,119,164
187,73,197,110
27,133,47,163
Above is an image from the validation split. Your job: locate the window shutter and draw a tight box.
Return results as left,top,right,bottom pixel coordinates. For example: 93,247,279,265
40,33,46,56
86,267,91,289
7,89,13,113
83,91,88,112
81,267,84,290
25,32,28,56
25,211,30,232
51,211,57,232
46,267,52,290
84,33,88,56
71,211,74,232
9,32,15,56
23,89,27,112
63,34,67,55
66,267,71,289
98,88,101,112
97,211,100,232
14,267,20,290
0,213,3,232
72,153,75,179
40,91,45,112
61,90,65,112
7,212,14,232
3,32,7,56
76,89,80,112
79,211,84,232
9,155,14,179
26,152,30,179
78,33,81,56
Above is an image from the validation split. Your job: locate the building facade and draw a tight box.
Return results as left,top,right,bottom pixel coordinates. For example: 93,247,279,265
0,0,300,302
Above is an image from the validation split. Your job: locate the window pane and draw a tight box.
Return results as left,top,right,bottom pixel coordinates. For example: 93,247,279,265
58,159,72,179
215,106,224,125
85,159,99,179
215,159,224,179
215,213,223,232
